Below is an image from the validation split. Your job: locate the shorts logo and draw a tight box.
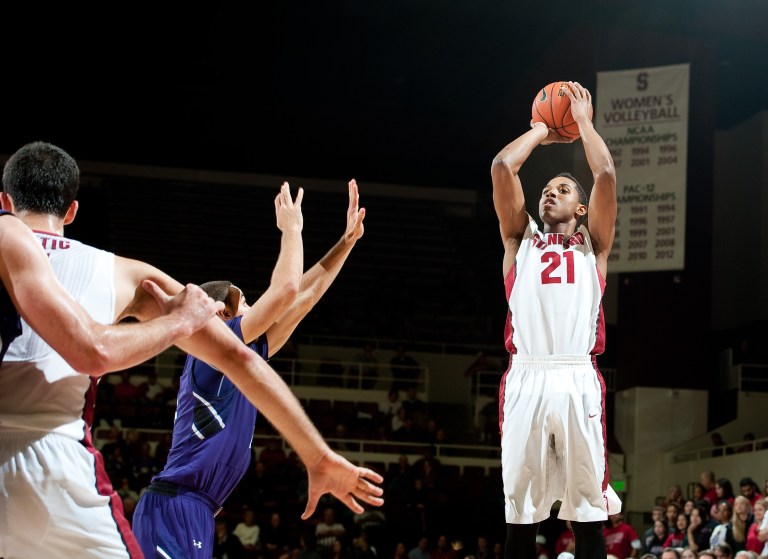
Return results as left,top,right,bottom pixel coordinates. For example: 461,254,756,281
588,413,598,419
193,540,203,549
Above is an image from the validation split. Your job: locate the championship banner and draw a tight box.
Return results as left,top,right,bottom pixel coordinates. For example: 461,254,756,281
595,63,689,272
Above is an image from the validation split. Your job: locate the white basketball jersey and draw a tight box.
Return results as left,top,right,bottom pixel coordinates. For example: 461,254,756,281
505,221,605,356
0,232,115,440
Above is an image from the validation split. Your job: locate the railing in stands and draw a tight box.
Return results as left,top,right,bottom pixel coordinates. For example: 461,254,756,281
669,435,768,463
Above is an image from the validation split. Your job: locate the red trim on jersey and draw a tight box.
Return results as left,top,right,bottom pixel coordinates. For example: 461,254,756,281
590,264,607,355
503,262,518,354
31,229,61,236
592,356,610,496
81,377,143,558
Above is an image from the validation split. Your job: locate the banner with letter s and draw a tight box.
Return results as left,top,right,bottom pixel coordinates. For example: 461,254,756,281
595,63,689,272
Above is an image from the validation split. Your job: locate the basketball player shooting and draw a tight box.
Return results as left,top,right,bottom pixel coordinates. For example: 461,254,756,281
490,81,619,559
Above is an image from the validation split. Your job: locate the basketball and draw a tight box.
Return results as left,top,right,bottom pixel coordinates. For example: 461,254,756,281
531,81,592,140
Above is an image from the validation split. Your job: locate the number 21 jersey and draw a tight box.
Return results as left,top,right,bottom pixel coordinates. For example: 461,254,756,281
504,221,606,356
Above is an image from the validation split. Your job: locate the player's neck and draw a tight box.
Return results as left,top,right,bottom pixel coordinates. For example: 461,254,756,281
542,221,576,236
15,211,66,236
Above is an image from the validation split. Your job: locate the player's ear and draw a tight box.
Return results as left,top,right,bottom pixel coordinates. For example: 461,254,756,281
576,203,587,217
0,192,13,211
63,200,79,225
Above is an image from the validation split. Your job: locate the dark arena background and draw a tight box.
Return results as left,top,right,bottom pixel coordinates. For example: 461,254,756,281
1,2,767,558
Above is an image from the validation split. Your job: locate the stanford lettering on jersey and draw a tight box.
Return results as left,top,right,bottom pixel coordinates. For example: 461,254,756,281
532,232,585,250
39,237,71,253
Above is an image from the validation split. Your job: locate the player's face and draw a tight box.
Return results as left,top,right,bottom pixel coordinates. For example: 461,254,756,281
538,178,586,225
234,290,249,317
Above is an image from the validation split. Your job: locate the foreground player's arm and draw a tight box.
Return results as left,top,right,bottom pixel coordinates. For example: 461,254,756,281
266,179,365,355
116,257,383,516
0,216,221,376
240,182,303,344
491,124,548,275
567,81,617,276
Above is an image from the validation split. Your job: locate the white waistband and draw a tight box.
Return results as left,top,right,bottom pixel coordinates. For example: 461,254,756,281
510,354,594,365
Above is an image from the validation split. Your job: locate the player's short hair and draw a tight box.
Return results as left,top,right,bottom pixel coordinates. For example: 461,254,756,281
200,280,234,304
3,141,80,218
200,280,240,315
555,172,588,207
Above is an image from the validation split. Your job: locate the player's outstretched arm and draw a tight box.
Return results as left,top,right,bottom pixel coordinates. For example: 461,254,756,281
118,258,384,516
239,182,304,343
266,179,365,354
0,216,222,376
567,81,617,272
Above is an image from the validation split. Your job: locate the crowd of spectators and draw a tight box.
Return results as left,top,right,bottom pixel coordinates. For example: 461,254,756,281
96,367,767,559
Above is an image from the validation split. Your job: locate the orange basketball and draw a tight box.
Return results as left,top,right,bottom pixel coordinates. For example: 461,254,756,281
531,81,592,140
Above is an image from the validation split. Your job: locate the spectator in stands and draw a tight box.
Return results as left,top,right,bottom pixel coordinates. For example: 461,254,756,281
408,537,430,559
393,542,409,559
405,478,430,536
233,508,262,558
390,346,420,391
735,433,757,454
214,518,246,559
710,501,736,550
664,485,685,509
474,536,491,559
478,395,500,445
261,512,290,559
710,433,732,457
292,532,323,559
686,502,718,554
680,549,697,559
113,371,140,424
684,500,696,517
379,388,405,434
316,507,346,558
95,376,116,427
432,535,457,559
712,480,737,521
644,520,668,557
701,471,719,506
393,415,422,443
693,482,709,505
350,532,378,559
712,542,733,559
133,441,159,487
260,438,288,469
664,514,689,549
464,352,502,397
731,496,753,552
116,477,140,502
643,506,665,551
739,478,763,507
555,520,575,555
237,460,278,511
666,503,683,531
351,344,379,389
391,407,407,435
137,370,164,402
534,535,550,559
402,387,429,430
386,455,412,502
744,497,766,554
698,550,716,559
330,539,349,559
660,549,680,559
604,512,642,559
